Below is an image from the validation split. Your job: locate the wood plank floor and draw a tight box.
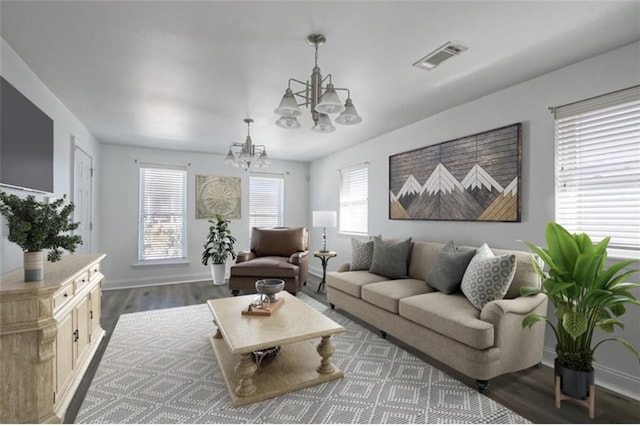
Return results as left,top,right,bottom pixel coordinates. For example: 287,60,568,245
65,279,640,424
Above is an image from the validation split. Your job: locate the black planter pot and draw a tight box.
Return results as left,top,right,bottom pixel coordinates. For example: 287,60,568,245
554,358,594,400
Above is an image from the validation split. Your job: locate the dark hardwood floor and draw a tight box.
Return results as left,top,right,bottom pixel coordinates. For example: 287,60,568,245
66,279,640,424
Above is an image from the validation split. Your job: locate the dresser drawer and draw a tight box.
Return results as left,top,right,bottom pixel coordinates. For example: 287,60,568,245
74,271,90,292
88,262,101,280
53,283,73,312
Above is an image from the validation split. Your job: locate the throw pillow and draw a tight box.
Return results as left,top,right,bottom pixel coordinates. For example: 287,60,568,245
461,244,516,310
369,236,412,279
350,238,374,271
426,241,476,294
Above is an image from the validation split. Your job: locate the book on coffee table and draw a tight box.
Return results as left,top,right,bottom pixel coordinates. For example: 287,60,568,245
241,297,284,316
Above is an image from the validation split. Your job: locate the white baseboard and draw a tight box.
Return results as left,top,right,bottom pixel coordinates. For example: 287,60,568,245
542,346,640,401
104,273,212,290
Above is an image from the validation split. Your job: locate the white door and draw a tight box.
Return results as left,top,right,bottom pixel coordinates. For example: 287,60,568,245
73,141,93,254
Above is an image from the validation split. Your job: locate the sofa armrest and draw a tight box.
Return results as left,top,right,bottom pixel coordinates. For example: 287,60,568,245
289,250,309,265
480,293,548,319
479,293,548,371
337,262,351,272
236,251,256,263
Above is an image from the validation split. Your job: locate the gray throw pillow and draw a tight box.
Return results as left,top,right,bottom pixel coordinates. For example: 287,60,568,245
426,241,476,294
350,238,374,271
461,244,516,310
369,236,412,279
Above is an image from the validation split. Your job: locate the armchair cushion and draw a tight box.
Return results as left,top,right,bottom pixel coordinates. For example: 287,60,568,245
251,227,305,257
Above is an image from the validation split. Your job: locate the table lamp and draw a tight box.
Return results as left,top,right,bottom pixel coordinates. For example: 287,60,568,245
312,210,337,253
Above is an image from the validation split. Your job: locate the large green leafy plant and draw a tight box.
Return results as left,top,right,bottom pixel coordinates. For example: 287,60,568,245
201,214,237,265
521,222,640,372
0,191,83,262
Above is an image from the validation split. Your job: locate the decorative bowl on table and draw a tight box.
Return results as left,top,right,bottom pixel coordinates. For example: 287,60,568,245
255,279,285,302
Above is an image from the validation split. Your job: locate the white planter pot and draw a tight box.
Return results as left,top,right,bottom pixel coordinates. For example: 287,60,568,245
210,263,226,285
24,251,44,282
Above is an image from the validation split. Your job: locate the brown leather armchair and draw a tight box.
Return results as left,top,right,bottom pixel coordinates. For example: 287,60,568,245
229,227,309,296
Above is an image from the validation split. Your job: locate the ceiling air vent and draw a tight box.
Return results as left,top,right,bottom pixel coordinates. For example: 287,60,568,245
413,41,468,71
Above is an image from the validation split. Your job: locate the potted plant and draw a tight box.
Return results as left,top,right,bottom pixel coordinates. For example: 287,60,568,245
201,214,236,285
521,222,639,401
0,191,83,281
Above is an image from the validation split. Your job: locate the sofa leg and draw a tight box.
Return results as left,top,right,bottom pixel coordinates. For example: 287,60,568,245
231,290,239,296
380,330,387,339
475,379,489,393
329,303,335,310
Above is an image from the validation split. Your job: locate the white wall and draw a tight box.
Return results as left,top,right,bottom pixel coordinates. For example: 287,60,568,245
0,39,102,274
98,143,309,289
309,41,640,399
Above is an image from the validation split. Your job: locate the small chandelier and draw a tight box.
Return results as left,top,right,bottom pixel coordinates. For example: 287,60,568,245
224,118,270,170
274,33,362,133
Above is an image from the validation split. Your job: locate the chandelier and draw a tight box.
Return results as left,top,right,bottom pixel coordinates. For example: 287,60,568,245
223,118,269,170
274,33,362,133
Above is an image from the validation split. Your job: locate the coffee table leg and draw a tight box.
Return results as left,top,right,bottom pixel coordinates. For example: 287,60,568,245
234,353,257,396
316,335,336,374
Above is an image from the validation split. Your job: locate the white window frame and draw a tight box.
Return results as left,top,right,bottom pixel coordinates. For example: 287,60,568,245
554,86,640,259
137,163,188,264
249,173,284,232
339,163,368,235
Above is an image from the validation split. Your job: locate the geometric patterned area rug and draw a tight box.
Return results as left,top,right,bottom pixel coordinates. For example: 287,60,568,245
75,293,530,424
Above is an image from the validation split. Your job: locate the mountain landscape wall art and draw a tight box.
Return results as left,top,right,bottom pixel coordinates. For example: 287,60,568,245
389,123,521,222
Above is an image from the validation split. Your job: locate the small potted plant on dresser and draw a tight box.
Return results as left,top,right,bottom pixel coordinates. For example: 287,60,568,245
0,191,83,281
521,222,639,418
201,214,236,285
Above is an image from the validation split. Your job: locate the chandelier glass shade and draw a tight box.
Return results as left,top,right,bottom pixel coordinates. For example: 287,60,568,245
224,118,270,170
274,33,362,133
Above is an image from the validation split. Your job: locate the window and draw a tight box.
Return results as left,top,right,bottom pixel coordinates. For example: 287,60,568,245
554,86,640,256
249,173,284,230
339,163,368,234
138,164,187,262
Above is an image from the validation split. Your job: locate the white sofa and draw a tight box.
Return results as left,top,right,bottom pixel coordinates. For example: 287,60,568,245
326,239,548,392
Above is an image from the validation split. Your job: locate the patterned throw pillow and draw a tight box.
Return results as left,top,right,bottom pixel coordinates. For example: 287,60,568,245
426,241,476,294
369,236,412,279
461,244,516,310
350,238,374,271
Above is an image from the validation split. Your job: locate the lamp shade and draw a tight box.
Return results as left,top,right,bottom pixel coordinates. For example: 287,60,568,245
312,113,335,133
275,115,301,129
274,88,302,117
335,98,363,125
315,84,345,114
312,210,337,228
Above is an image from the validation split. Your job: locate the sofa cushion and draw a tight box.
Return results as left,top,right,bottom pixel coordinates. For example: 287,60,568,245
361,279,433,314
369,236,412,279
461,244,516,310
251,227,305,257
350,238,374,271
399,292,495,350
426,241,476,294
326,270,387,298
230,257,298,277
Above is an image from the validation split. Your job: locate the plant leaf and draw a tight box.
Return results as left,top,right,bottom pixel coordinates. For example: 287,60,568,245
545,222,579,277
562,311,588,339
522,314,546,329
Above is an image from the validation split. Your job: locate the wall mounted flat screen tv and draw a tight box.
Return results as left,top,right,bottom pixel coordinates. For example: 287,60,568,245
1,76,54,193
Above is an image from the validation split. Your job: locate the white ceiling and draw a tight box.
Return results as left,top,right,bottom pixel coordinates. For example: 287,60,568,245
1,1,639,162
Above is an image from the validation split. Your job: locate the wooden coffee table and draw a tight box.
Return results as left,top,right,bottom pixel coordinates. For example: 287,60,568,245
207,291,345,407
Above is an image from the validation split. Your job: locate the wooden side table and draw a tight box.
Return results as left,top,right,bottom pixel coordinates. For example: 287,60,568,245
314,251,337,293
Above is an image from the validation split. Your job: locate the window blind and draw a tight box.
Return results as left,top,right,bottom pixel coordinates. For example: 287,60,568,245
249,174,284,230
138,164,187,261
554,86,640,253
339,163,368,234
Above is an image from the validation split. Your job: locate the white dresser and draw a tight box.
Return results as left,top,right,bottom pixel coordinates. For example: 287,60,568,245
0,254,107,423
